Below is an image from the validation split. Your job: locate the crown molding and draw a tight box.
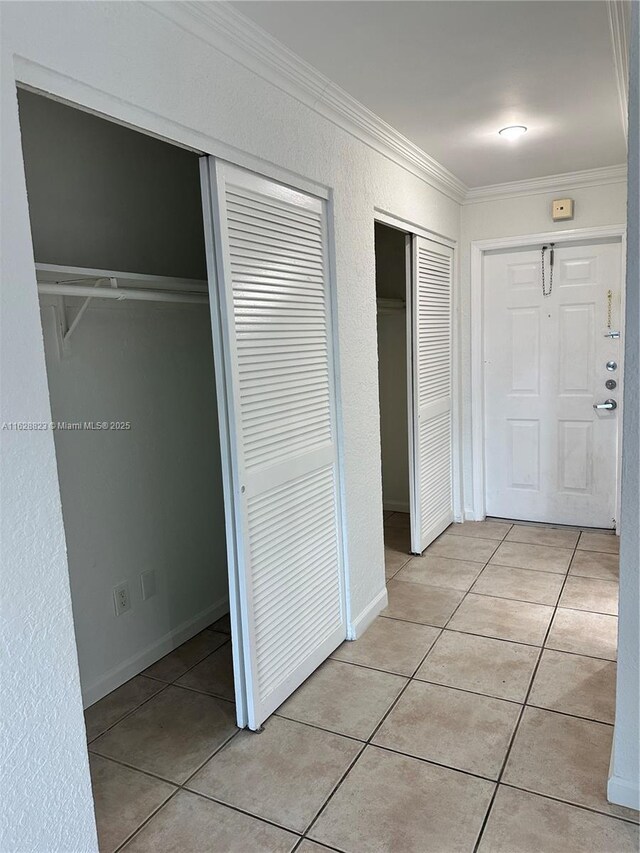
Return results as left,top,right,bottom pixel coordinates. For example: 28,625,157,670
146,2,627,209
463,164,628,204
607,0,630,141
146,0,467,203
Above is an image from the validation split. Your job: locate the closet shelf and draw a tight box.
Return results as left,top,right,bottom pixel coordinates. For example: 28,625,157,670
35,263,209,349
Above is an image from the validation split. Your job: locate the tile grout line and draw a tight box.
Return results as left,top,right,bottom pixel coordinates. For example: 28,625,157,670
343,619,615,660
273,667,616,741
145,635,232,687
299,743,368,841
319,526,618,839
178,785,305,839
95,524,507,850
470,530,583,852
300,524,624,844
91,723,242,793
498,782,640,827
115,783,305,853
87,633,232,744
299,621,445,839
113,788,181,853
295,837,345,853
301,527,510,845
384,524,629,842
303,525,508,846
86,682,171,746
102,523,623,850
111,727,285,852
89,751,181,789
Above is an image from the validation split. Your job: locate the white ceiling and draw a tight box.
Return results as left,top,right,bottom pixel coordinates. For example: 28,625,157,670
233,1,626,188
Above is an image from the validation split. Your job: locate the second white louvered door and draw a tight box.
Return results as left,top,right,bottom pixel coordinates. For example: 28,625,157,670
201,160,346,731
410,236,454,554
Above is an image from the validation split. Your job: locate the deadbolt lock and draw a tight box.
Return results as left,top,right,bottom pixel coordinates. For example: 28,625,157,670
605,379,617,390
606,361,617,371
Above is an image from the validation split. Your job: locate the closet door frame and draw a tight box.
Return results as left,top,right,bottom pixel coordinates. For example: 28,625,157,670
200,157,349,730
374,211,459,555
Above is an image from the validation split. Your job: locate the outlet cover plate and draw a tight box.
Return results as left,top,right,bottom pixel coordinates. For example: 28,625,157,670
113,581,131,616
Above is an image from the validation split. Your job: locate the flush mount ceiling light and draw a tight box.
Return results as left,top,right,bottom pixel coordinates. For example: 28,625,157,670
499,125,528,140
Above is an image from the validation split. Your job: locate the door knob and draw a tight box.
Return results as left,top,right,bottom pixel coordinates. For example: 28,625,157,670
593,399,617,410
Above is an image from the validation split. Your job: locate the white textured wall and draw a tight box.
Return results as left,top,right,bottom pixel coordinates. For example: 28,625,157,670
40,297,227,707
609,2,639,811
459,181,627,515
0,3,459,850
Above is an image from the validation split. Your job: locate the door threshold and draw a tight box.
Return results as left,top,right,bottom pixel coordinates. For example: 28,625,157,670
486,516,616,535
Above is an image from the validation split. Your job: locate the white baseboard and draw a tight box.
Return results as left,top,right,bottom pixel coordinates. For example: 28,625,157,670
347,587,388,640
608,774,640,811
82,596,229,708
383,500,410,513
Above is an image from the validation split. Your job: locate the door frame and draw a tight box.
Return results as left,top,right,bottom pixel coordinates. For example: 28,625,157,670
15,67,352,723
470,224,627,526
373,209,462,528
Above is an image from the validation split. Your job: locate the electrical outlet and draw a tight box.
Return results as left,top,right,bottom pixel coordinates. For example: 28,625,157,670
113,581,131,616
140,569,157,601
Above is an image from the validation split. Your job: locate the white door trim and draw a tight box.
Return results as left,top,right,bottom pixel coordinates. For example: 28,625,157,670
374,208,457,249
15,60,331,203
374,209,462,525
16,62,352,719
470,224,627,526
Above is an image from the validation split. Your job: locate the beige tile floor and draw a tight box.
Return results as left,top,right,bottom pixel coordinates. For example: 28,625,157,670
84,518,638,852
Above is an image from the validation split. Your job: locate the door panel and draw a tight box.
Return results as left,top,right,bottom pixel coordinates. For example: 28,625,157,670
484,241,621,527
201,159,345,730
410,237,454,553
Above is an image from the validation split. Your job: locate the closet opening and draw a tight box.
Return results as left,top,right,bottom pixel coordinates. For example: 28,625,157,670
18,89,237,731
375,221,413,560
376,216,455,562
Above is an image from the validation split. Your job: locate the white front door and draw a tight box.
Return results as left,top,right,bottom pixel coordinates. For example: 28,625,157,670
483,240,622,528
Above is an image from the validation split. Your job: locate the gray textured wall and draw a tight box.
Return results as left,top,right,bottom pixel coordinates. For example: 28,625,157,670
609,1,640,810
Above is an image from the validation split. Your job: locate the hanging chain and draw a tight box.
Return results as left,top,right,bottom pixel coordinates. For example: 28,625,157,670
541,243,555,297
607,289,613,329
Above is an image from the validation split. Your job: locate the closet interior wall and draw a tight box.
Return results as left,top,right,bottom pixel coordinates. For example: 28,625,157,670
19,91,229,706
375,222,410,513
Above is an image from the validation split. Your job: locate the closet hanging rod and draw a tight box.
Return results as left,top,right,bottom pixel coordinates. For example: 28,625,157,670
37,282,209,305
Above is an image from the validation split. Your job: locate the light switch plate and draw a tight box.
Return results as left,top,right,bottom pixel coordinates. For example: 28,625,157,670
141,569,157,601
552,198,574,221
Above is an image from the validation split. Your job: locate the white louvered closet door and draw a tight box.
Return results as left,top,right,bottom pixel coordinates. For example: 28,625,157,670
201,160,346,731
410,236,454,553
